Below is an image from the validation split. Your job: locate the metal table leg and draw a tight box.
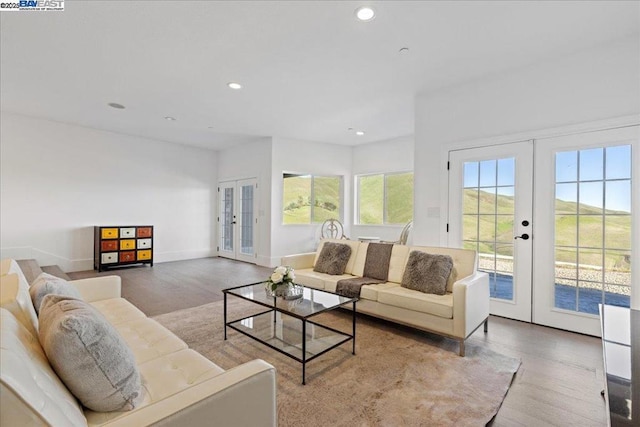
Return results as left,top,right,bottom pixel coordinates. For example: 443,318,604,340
223,293,227,340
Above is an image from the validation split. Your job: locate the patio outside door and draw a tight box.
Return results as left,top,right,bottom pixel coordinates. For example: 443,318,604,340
448,141,534,322
218,178,257,263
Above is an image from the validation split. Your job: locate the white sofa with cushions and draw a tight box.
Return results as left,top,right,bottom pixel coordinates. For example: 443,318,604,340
282,239,490,356
0,259,277,427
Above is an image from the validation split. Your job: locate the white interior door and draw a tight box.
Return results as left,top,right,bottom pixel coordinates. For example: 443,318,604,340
448,141,534,322
218,178,257,263
533,126,638,335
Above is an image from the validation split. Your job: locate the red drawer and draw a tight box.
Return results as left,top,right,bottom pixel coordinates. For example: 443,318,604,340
119,251,136,262
137,227,152,238
101,240,118,251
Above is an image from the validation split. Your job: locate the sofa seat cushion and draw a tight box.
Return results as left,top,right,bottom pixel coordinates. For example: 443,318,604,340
90,298,146,325
294,269,327,290
84,349,224,426
360,282,401,301
377,287,453,319
110,318,187,364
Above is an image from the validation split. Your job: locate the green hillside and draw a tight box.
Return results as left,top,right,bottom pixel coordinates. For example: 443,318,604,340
284,173,413,225
464,189,631,270
283,176,340,224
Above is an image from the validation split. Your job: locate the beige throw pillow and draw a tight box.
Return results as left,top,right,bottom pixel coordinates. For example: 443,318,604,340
314,242,352,275
30,272,82,315
401,251,453,295
38,294,141,412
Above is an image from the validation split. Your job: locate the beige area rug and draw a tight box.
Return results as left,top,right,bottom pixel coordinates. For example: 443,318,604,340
153,299,520,427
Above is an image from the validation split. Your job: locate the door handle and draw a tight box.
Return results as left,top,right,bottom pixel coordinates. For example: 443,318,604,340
514,234,530,240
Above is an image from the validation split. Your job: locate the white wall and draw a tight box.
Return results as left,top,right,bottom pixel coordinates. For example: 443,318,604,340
0,113,218,271
270,137,352,264
217,138,272,266
351,136,415,243
414,36,640,246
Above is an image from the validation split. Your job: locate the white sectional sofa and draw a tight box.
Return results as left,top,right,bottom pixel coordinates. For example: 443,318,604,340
282,239,490,356
0,259,277,427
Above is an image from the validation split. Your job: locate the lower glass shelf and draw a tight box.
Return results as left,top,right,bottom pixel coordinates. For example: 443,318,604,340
227,310,352,362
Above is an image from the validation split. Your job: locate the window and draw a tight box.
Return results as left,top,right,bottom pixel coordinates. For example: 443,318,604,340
357,172,413,224
282,174,341,224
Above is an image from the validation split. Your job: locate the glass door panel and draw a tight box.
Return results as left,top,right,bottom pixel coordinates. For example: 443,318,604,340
534,126,637,336
449,141,533,322
236,178,256,263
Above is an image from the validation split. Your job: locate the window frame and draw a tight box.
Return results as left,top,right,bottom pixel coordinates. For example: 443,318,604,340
282,173,343,225
355,170,414,225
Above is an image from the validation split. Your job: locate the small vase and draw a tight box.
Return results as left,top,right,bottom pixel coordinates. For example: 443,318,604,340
265,282,303,299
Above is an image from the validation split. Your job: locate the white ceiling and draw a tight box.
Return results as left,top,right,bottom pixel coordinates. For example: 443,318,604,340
1,1,638,150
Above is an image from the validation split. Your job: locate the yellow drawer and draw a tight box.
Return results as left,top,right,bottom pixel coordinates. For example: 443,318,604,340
120,239,136,250
101,228,119,239
137,249,152,260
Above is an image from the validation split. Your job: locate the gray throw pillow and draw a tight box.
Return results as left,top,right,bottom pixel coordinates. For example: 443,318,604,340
38,294,141,412
30,272,82,315
314,242,352,275
401,251,453,295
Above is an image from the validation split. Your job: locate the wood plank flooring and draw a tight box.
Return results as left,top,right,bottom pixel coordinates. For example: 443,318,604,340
68,257,607,426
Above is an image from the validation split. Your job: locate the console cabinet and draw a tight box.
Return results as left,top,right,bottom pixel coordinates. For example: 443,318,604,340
94,226,154,272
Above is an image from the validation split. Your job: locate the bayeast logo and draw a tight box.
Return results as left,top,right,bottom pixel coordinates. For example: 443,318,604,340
0,0,64,11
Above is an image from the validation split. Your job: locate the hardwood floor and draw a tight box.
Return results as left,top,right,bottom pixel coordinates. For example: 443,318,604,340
69,257,607,426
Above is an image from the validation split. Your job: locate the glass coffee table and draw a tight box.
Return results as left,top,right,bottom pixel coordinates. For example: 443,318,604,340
223,282,357,384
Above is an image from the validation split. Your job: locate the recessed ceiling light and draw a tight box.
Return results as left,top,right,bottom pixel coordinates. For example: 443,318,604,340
107,102,125,109
355,6,375,22
356,131,365,136
227,82,242,90
164,116,177,121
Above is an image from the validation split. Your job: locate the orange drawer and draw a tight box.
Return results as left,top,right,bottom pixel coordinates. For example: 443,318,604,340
120,239,136,250
137,227,153,238
101,228,118,239
119,251,136,262
101,240,118,251
137,249,152,260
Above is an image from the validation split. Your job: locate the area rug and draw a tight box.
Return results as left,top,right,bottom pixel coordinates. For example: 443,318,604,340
153,299,520,426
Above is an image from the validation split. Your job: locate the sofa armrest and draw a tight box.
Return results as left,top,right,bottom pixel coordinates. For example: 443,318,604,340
452,271,490,338
281,252,316,270
103,359,277,427
69,276,122,302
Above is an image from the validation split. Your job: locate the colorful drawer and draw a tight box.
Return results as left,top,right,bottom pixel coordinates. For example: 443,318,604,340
94,225,154,272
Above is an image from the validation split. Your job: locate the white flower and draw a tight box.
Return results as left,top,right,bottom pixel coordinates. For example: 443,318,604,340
275,266,288,275
270,272,284,284
286,270,295,281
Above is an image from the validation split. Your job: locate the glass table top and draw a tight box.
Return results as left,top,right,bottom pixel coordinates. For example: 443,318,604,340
224,282,355,319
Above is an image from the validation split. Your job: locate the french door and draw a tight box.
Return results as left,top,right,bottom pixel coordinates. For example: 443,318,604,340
533,126,637,335
449,126,637,335
218,178,257,263
448,141,534,322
